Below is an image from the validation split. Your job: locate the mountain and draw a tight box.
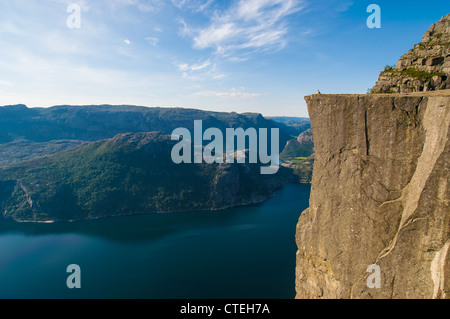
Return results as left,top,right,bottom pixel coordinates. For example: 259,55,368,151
0,104,297,168
268,117,311,137
0,104,292,146
0,140,87,167
280,129,315,183
372,13,450,93
280,129,314,161
296,14,450,299
0,132,293,222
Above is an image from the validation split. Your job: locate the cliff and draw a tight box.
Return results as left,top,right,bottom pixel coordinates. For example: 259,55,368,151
295,90,449,298
373,13,450,93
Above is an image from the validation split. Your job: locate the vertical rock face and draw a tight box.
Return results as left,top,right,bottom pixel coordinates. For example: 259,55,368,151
295,91,449,299
372,13,450,93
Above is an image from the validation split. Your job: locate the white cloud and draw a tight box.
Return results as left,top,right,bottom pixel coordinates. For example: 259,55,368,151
50,0,91,12
174,0,304,82
178,63,189,71
176,60,223,80
336,1,353,12
212,73,226,80
0,79,13,86
145,37,159,46
184,0,304,55
177,18,193,37
190,60,211,71
124,39,132,45
171,0,213,12
194,23,238,50
196,88,262,99
113,0,163,12
216,91,262,99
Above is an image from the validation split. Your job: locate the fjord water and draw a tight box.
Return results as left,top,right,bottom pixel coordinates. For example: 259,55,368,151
0,184,310,299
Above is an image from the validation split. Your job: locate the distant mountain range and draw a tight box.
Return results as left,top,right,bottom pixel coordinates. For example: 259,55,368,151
0,104,309,222
267,116,311,137
0,104,299,144
0,104,311,167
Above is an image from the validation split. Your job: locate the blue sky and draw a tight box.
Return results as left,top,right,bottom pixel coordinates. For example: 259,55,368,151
0,0,449,117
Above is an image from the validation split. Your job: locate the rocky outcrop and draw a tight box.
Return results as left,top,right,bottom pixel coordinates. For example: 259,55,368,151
373,14,450,93
297,129,314,146
295,90,450,299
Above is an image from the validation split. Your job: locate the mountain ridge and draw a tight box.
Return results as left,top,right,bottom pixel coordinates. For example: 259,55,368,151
0,103,294,145
0,131,294,223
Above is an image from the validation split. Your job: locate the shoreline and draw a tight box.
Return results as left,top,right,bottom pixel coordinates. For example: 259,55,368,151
3,189,279,224
2,181,311,224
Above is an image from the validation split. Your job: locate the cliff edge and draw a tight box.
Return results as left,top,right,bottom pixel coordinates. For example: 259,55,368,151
295,90,449,298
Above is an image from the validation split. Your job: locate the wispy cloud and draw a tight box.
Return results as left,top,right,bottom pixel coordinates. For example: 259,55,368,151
145,37,159,46
0,79,13,86
196,88,262,99
336,1,353,12
190,60,211,71
50,0,91,12
182,0,305,56
172,0,213,12
174,0,305,82
176,60,226,81
113,0,163,12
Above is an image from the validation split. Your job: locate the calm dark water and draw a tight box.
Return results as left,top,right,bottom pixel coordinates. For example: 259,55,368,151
0,184,310,299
